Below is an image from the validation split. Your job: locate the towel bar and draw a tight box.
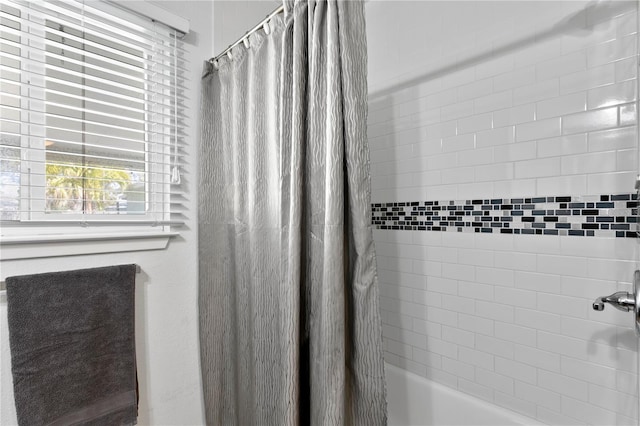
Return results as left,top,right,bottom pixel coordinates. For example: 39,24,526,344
0,264,141,295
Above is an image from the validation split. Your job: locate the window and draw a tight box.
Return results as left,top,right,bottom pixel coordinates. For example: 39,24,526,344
0,0,186,246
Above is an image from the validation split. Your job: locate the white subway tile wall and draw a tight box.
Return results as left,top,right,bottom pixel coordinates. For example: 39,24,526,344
367,1,639,424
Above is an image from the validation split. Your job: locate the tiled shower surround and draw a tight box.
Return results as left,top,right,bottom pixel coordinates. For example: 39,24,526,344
365,1,639,424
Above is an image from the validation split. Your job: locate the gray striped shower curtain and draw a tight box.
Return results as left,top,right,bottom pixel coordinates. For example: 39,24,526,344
199,1,386,424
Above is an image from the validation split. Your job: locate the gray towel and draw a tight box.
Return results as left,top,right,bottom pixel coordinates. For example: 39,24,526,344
6,264,138,426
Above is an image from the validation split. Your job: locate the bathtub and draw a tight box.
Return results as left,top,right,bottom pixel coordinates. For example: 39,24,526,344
385,363,543,426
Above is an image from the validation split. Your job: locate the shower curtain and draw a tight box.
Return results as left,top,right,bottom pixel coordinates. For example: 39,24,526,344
199,1,386,424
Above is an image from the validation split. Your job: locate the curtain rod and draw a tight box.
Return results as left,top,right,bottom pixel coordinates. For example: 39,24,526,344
207,5,284,66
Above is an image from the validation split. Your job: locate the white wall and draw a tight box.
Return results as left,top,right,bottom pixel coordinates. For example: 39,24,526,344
213,0,280,53
367,1,640,424
0,1,211,424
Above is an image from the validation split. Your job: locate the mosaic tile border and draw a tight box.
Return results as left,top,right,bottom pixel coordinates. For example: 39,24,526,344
372,194,640,238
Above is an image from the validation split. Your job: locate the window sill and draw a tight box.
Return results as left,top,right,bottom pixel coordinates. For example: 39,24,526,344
0,231,178,260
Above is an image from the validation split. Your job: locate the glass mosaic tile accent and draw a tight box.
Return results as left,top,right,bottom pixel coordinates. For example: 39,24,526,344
372,194,639,238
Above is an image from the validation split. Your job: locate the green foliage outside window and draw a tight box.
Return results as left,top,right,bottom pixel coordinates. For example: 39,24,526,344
46,163,131,213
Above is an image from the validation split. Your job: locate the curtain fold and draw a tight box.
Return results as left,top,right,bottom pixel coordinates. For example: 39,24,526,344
199,1,386,424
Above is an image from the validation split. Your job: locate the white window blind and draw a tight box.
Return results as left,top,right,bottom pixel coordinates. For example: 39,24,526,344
0,0,186,239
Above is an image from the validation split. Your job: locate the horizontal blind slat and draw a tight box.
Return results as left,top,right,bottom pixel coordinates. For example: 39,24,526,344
12,168,180,180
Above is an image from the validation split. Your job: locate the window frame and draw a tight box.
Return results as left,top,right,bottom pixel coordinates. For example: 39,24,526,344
0,0,188,256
